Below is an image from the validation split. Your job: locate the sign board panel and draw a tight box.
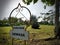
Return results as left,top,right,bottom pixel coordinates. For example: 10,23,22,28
13,26,25,30
10,29,29,40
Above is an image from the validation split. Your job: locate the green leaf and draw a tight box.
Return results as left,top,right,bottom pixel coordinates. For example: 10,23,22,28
41,0,55,6
41,0,46,3
28,0,32,3
27,0,32,5
22,0,32,5
33,0,38,4
22,0,27,4
27,2,30,5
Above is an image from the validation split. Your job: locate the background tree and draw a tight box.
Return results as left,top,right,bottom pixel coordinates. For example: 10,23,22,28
22,0,60,38
22,0,38,5
0,18,10,26
30,15,37,24
8,17,18,26
40,10,55,25
3,18,8,24
30,15,39,29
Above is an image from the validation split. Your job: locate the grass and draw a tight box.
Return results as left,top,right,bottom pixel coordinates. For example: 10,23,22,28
0,26,12,33
0,25,55,45
27,25,54,33
0,25,55,39
27,25,55,39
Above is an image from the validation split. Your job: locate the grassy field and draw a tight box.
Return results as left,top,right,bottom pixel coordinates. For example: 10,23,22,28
27,25,55,39
0,25,56,45
0,26,12,33
0,25,55,38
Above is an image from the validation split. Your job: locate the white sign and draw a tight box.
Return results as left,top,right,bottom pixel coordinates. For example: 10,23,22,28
10,26,29,40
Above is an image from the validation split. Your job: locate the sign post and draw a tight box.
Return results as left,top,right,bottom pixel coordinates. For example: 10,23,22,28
10,26,29,45
12,38,13,45
24,27,27,45
9,3,31,45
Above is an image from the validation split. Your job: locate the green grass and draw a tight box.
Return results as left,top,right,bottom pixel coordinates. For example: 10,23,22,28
0,26,12,33
27,25,54,33
0,25,55,45
27,25,55,39
0,25,55,39
0,25,60,45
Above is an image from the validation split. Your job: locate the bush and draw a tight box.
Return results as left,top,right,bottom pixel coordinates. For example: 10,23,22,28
32,22,39,29
0,23,10,27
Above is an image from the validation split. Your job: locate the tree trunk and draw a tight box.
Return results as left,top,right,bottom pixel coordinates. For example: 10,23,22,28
55,0,60,38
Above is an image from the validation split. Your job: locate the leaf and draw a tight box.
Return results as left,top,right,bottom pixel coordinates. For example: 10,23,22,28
33,0,38,4
22,0,27,4
28,0,32,3
41,0,55,6
41,0,46,3
27,0,32,5
22,0,32,5
27,2,30,5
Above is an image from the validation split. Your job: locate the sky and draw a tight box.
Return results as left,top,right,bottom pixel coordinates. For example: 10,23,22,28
0,0,55,22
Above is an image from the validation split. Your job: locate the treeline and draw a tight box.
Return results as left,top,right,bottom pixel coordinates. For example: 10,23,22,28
0,15,54,28
39,21,54,25
0,17,29,27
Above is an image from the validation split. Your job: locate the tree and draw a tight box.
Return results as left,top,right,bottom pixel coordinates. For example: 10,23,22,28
3,18,8,24
30,15,39,29
55,0,60,38
40,10,55,25
30,15,37,24
22,0,38,5
22,0,60,38
41,0,55,6
8,17,18,25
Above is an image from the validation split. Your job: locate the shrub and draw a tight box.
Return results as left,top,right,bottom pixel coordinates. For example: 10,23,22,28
32,22,39,29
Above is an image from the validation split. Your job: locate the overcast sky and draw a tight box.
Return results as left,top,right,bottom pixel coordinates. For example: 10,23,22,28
0,0,55,21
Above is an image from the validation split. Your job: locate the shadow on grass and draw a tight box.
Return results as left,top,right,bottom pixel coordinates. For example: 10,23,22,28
32,27,41,29
42,37,60,41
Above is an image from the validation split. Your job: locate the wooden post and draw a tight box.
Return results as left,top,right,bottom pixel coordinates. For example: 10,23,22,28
24,26,27,45
24,40,26,45
12,38,13,45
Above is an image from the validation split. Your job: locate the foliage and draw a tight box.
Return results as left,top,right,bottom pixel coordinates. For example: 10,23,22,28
32,22,39,29
8,17,18,25
0,18,8,24
22,0,51,5
22,0,32,5
22,0,55,6
41,0,55,6
22,0,55,9
30,15,37,24
22,0,38,5
0,19,10,27
41,0,55,9
30,15,39,29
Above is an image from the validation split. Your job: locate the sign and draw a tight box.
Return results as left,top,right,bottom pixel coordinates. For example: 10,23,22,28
10,30,29,40
10,26,29,40
13,26,25,30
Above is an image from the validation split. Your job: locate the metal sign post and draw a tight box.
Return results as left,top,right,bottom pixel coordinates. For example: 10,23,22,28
9,3,31,45
10,26,29,45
